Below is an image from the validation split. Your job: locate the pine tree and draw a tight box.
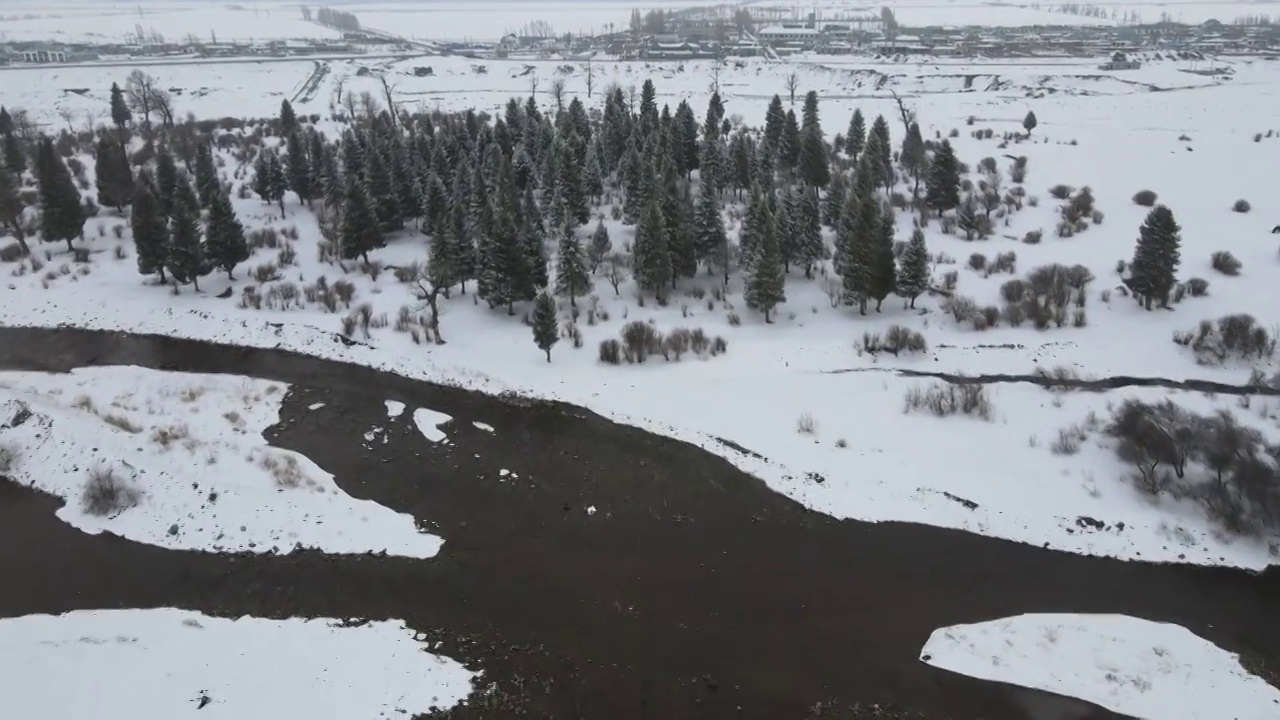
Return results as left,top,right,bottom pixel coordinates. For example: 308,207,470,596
363,138,400,230
519,211,549,301
110,82,132,130
554,132,588,228
661,161,696,282
675,100,700,177
924,140,960,215
837,191,878,314
554,225,592,306
901,122,927,200
1129,205,1181,309
165,185,207,291
1023,111,1038,136
588,219,612,272
765,95,785,151
870,115,892,187
856,132,883,200
279,99,298,135
868,208,897,311
823,171,847,227
0,108,11,136
897,227,930,308
35,137,85,253
194,141,219,208
633,196,671,301
531,289,559,362
131,171,168,282
694,173,728,281
156,148,179,217
285,131,314,208
204,185,249,280
582,141,604,202
799,123,830,189
801,90,821,131
775,187,796,271
956,195,980,240
846,108,865,159
94,135,132,212
796,188,824,278
3,132,23,175
777,110,800,174
0,165,30,256
340,178,382,263
621,140,644,224
745,196,785,323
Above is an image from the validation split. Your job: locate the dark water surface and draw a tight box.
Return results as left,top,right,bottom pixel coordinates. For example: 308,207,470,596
1,327,1276,720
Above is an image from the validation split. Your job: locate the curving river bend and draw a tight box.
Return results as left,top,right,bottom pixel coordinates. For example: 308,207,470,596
0,327,1276,720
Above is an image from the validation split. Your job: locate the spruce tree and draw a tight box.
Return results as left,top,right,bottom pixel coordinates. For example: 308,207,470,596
777,110,800,174
694,173,728,281
279,99,298,135
0,165,30,256
870,115,892,186
856,132,883,200
554,225,592,306
3,131,24,175
924,140,960,215
897,227,930,308
94,135,132,212
901,122,927,199
1023,111,1038,136
675,100,700,177
110,82,132,130
801,90,821,131
166,186,207,291
156,148,179,217
796,188,824,278
582,141,604,202
554,132,588,228
340,178,382,263
0,108,11,136
1129,205,1181,309
868,208,897,311
131,171,168,282
765,95,785,151
588,219,612,272
776,187,796,271
194,141,219,208
204,186,249,280
956,195,979,240
823,171,847,227
286,131,314,208
519,212,549,301
35,137,85,253
745,196,785,323
363,138,400,230
846,108,865,159
799,122,830,189
661,162,696,281
428,219,461,294
531,289,559,362
621,141,644,224
837,191,877,314
633,196,671,301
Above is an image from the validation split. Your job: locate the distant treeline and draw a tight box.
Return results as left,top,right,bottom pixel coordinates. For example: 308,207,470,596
301,6,361,32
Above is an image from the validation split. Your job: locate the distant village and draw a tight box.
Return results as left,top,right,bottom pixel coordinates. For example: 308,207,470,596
1,4,1277,68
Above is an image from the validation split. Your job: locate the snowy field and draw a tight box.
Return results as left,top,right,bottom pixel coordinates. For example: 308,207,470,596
0,3,338,44
0,366,445,558
920,613,1280,719
2,52,1280,571
0,608,475,719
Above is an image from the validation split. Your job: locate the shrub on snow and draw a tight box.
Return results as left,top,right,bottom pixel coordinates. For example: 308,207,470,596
81,464,142,516
1232,199,1252,213
1173,314,1275,364
1132,189,1158,207
1211,250,1242,276
904,382,993,421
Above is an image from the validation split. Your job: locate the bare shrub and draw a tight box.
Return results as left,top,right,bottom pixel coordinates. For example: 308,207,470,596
621,320,663,363
259,451,307,488
942,294,978,324
0,442,17,474
1186,277,1209,297
150,423,189,450
598,338,622,365
903,382,993,420
882,325,927,356
1132,190,1158,207
1232,199,1252,213
100,412,143,434
1048,184,1072,200
1051,426,1088,455
0,243,23,263
1021,230,1042,245
1106,400,1280,537
1175,314,1275,364
333,279,356,307
797,412,817,434
81,465,142,516
968,253,987,271
664,328,692,360
252,262,279,283
1211,250,1242,276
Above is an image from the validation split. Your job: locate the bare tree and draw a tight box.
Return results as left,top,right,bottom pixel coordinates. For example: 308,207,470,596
530,75,539,98
341,90,357,121
57,107,76,132
585,59,594,98
357,91,381,121
153,89,174,129
550,77,567,114
604,253,629,296
412,266,447,344
786,73,799,105
125,69,160,134
889,89,915,136
711,59,723,95
377,74,397,128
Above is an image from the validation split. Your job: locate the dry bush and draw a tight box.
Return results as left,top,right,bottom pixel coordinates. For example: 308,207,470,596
259,451,307,488
1132,189,1158,207
903,382,993,420
248,228,281,249
277,242,298,267
1048,184,1073,200
1211,250,1242,276
797,412,817,434
860,325,927,356
598,338,622,365
621,320,663,363
1174,314,1275,364
1021,230,1043,245
1186,277,1210,297
0,442,16,474
100,411,143,434
252,262,279,283
151,423,190,449
1106,400,1280,537
1051,425,1088,455
1232,199,1252,213
0,243,23,263
333,279,356,307
81,464,142,516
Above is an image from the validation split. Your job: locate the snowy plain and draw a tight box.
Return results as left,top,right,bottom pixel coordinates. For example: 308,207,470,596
0,366,444,557
0,608,475,719
920,613,1280,720
2,32,1280,570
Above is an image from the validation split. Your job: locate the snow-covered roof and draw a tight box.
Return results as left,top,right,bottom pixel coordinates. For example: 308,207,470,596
758,26,820,37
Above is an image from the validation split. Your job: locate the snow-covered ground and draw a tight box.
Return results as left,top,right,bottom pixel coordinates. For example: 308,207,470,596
0,366,444,558
920,613,1280,719
0,2,338,44
0,608,476,719
2,53,1279,569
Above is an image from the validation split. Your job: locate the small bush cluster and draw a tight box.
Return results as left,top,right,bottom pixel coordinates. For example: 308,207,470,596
81,464,142,516
599,321,727,364
1210,250,1242,276
858,325,928,357
1106,400,1280,537
903,382,993,421
1132,189,1158,207
1173,314,1275,364
999,264,1093,331
1232,199,1252,213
